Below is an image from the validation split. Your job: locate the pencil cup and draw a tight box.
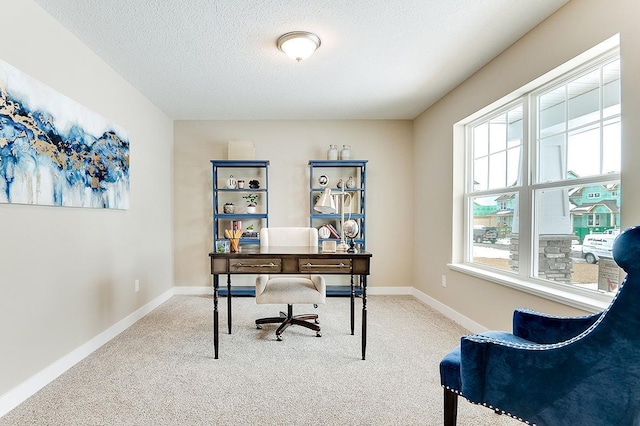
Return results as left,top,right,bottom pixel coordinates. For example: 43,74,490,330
230,238,240,253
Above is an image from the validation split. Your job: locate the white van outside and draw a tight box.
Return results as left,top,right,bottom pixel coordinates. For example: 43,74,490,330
582,233,616,264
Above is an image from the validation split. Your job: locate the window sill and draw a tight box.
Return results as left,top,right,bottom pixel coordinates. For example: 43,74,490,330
448,263,612,314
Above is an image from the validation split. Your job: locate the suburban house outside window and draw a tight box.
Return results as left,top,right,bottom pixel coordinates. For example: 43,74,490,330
464,47,621,300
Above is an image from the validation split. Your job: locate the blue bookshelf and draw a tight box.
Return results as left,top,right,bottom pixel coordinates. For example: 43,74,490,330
211,160,269,251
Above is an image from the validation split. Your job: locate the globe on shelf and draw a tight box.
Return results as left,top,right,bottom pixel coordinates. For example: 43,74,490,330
343,219,359,253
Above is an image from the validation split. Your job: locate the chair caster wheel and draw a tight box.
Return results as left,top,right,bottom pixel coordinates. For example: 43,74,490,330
316,332,322,337
276,335,283,341
256,324,262,329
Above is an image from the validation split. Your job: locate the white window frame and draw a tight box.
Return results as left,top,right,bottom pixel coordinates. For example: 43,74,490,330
451,38,620,313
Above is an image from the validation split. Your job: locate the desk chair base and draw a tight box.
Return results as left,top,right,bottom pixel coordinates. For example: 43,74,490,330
256,304,321,341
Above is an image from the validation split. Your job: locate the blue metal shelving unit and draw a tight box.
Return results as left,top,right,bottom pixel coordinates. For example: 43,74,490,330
308,160,367,249
211,160,270,251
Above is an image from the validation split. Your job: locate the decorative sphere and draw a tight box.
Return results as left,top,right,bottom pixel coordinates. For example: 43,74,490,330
343,219,359,238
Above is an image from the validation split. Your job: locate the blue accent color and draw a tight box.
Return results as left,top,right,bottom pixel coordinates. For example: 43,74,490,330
440,226,640,425
0,79,129,208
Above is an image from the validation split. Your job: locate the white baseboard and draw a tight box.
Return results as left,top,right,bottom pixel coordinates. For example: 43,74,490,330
410,287,487,334
0,284,483,418
0,288,175,418
367,286,413,295
173,286,212,295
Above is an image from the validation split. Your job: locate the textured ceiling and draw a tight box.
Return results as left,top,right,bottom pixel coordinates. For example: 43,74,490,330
33,0,569,120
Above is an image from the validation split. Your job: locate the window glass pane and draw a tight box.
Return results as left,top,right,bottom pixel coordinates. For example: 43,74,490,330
568,124,600,177
568,69,600,130
603,119,621,173
533,184,621,294
507,106,523,148
488,151,506,189
473,157,488,191
539,87,566,138
538,134,566,182
489,116,506,154
473,123,488,158
472,193,518,273
603,59,621,118
507,146,521,187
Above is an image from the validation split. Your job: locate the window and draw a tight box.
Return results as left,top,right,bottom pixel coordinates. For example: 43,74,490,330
464,49,621,298
587,214,602,227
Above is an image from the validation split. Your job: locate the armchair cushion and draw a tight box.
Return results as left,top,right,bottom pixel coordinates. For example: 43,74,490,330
440,331,534,394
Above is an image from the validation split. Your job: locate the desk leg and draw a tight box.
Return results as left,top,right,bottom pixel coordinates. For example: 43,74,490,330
213,274,219,360
350,273,355,335
361,275,367,360
227,274,232,334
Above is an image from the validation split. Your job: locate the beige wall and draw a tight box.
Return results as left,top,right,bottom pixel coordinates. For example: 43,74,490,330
173,120,413,289
414,0,640,330
0,1,174,396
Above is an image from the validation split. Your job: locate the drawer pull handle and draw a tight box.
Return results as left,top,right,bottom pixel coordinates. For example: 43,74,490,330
233,262,278,268
302,262,348,268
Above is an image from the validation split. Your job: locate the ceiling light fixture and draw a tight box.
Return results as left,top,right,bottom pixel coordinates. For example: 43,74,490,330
277,31,321,62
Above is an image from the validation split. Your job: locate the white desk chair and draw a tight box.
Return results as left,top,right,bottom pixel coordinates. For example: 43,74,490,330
255,227,326,341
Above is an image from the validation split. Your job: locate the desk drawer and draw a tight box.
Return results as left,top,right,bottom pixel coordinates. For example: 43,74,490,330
299,258,352,273
229,258,282,273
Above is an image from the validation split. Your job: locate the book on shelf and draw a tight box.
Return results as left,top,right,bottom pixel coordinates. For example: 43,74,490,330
325,223,341,239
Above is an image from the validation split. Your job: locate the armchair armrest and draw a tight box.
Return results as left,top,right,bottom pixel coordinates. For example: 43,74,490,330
512,308,601,344
459,333,574,414
310,275,326,294
256,274,269,297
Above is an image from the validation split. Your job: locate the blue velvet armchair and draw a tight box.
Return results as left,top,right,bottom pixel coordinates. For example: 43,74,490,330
440,226,640,426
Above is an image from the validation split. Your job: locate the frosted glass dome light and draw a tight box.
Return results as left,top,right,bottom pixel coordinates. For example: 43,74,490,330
277,31,321,62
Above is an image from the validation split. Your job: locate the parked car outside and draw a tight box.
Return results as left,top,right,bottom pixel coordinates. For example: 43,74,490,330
582,233,616,264
473,226,498,244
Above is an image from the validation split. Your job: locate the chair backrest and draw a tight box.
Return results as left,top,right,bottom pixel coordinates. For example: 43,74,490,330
259,227,318,247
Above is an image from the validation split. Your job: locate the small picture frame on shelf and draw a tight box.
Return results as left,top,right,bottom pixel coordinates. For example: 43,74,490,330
322,240,337,253
216,240,230,253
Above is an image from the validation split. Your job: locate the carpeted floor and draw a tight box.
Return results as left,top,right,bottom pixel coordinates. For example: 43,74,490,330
0,295,521,425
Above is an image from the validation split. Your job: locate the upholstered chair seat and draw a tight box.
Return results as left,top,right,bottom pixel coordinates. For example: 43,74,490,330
255,227,326,341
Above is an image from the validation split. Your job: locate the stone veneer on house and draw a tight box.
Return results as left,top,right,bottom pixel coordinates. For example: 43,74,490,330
509,234,576,283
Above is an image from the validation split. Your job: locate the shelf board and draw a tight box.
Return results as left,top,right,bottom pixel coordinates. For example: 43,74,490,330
311,187,363,192
217,213,267,219
308,160,368,167
210,160,270,167
311,213,364,220
216,188,267,192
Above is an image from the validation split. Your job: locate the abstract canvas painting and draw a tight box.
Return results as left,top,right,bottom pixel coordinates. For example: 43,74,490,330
0,59,129,209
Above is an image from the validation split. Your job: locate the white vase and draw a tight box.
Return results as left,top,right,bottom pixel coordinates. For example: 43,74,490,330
327,144,338,160
340,145,351,160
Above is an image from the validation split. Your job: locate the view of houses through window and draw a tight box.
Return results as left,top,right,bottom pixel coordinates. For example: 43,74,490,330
467,50,621,295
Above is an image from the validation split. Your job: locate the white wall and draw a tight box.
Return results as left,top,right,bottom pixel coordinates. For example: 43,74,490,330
173,120,413,289
413,0,640,330
0,0,174,397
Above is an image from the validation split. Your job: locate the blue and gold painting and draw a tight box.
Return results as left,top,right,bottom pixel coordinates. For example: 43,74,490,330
0,59,129,209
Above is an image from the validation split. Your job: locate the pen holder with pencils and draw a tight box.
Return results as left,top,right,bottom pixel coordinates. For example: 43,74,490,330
225,228,242,253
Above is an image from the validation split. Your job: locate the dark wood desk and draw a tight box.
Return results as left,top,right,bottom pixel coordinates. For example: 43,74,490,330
209,246,372,359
